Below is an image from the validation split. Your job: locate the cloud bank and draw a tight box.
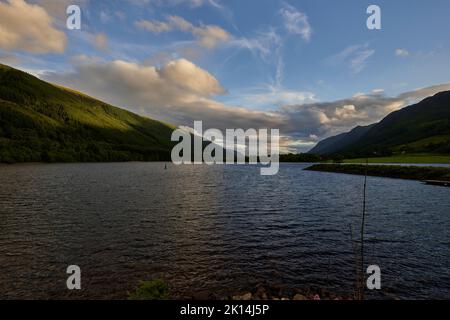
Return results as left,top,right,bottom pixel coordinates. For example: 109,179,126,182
44,57,450,153
44,58,282,130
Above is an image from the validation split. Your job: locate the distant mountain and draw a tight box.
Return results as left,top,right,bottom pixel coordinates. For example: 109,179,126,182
309,91,450,156
309,124,375,155
0,64,176,163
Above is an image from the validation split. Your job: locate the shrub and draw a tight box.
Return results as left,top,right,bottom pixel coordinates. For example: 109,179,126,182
128,279,170,300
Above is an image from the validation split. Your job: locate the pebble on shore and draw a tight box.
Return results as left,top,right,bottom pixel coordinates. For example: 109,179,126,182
229,285,346,301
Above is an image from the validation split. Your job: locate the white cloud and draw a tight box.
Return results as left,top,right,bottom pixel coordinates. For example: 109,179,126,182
327,43,375,74
229,85,316,109
136,15,231,48
136,20,172,33
334,104,359,119
229,28,282,63
279,4,312,41
395,48,410,57
160,59,225,96
350,49,374,74
191,24,230,48
0,0,66,54
227,28,286,92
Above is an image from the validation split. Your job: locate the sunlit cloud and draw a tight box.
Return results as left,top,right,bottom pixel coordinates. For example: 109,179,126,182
0,0,66,53
136,15,231,49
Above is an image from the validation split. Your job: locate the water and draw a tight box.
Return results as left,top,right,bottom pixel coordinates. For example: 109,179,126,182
0,163,449,299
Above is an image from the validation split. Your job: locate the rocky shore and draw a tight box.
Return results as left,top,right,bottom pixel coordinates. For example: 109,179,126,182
227,285,351,301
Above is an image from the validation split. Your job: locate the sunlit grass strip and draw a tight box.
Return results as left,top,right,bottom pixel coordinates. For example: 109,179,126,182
305,164,450,181
342,154,450,164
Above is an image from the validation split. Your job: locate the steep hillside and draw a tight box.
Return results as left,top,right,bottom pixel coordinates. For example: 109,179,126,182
0,64,176,163
309,91,450,156
309,124,374,155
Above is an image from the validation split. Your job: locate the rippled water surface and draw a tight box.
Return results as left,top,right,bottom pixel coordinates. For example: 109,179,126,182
0,163,449,299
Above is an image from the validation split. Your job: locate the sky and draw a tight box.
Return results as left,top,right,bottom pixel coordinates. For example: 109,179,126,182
1,0,450,152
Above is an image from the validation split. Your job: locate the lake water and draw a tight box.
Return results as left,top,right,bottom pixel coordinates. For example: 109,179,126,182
0,163,449,299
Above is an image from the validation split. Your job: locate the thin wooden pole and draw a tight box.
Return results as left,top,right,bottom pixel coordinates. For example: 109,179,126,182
360,158,368,299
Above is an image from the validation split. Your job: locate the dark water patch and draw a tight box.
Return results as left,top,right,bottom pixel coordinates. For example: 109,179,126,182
0,163,449,299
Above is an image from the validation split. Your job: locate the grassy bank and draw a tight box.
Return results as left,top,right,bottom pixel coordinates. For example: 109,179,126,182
342,154,450,164
305,164,450,181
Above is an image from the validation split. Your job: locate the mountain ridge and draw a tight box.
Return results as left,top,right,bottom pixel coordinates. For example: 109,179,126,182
309,91,450,156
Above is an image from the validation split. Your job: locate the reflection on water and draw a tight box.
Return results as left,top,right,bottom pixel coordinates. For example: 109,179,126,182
0,163,449,299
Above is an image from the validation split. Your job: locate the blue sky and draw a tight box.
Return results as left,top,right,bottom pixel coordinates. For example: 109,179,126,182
1,0,450,151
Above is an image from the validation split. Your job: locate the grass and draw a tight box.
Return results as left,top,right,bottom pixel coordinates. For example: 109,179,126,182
305,164,450,181
0,63,176,163
393,135,450,152
128,279,170,300
342,154,450,164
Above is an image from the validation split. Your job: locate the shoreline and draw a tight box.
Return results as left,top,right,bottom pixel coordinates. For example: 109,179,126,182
304,164,450,183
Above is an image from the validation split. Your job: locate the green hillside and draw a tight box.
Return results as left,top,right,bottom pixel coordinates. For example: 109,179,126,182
309,124,375,155
0,64,176,163
309,91,450,157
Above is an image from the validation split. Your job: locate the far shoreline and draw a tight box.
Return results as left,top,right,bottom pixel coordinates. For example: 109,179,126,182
304,163,450,184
